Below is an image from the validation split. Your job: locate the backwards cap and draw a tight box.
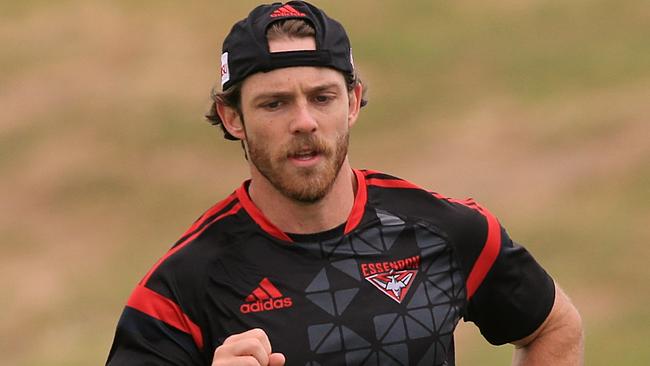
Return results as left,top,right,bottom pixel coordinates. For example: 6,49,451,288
219,1,355,91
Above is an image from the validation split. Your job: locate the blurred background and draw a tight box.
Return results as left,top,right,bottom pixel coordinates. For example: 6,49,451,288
1,0,649,365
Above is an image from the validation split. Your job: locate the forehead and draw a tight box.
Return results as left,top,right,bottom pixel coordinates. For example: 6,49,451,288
241,66,346,99
240,37,347,98
268,36,316,53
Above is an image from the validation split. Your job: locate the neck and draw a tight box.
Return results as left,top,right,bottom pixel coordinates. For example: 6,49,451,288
248,161,357,234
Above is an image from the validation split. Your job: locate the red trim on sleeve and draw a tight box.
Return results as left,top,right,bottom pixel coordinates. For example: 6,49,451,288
236,182,293,242
430,192,502,300
127,285,204,349
140,203,242,285
344,169,368,234
465,205,501,300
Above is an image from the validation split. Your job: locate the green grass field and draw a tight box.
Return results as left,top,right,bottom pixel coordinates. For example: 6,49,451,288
1,1,649,364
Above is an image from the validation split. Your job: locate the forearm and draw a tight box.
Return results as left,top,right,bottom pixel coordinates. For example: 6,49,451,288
511,284,584,366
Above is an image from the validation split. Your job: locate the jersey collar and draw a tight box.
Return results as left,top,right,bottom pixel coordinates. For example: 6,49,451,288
235,169,368,242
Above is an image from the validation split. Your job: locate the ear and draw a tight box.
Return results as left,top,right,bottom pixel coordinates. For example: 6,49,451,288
216,103,246,140
347,83,363,128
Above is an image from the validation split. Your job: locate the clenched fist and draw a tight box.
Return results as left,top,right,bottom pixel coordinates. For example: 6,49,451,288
212,328,285,366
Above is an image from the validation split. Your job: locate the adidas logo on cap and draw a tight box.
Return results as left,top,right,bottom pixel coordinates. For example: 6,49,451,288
270,4,306,18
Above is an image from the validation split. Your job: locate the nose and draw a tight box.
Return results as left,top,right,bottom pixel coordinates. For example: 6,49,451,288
289,101,318,135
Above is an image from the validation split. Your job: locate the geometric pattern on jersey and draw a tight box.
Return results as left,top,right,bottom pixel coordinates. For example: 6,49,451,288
367,221,465,366
307,323,410,365
304,209,406,317
406,221,465,365
303,210,465,365
305,268,359,316
306,209,406,259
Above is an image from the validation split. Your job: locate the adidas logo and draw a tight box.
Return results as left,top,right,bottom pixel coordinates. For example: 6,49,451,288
270,4,306,18
240,278,293,314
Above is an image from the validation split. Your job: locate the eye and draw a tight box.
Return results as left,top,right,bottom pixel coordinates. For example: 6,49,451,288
313,94,333,104
262,100,282,110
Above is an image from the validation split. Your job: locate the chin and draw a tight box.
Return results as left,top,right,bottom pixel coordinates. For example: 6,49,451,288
279,167,335,203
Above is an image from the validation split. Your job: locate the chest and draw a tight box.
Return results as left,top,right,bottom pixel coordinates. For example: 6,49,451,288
204,218,467,365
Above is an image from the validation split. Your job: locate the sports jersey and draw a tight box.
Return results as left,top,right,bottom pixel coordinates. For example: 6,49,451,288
106,169,555,365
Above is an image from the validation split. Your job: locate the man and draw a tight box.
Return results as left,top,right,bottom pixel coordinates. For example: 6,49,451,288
107,2,583,365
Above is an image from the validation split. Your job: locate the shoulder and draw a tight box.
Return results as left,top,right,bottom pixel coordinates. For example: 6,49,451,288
361,169,490,232
141,190,253,290
360,170,502,290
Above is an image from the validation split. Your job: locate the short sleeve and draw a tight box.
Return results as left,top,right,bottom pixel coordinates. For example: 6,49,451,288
106,283,206,365
463,226,555,345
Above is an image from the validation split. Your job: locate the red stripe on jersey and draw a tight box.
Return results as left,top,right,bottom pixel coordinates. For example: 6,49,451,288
182,193,237,240
140,203,242,285
361,169,383,176
431,192,479,209
465,206,501,299
366,177,423,190
127,285,204,349
430,192,501,299
259,277,283,298
236,182,293,242
345,169,368,234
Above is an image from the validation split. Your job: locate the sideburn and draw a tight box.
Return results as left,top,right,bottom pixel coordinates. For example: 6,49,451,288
238,112,249,161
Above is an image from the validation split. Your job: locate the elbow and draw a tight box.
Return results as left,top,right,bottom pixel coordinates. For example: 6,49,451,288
563,300,585,355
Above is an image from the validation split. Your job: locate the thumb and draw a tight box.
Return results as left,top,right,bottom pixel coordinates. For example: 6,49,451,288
268,352,286,366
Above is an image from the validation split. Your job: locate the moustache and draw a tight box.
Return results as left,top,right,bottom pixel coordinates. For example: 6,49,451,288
284,135,332,158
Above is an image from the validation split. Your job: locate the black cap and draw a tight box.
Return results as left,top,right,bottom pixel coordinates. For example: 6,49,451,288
219,1,355,91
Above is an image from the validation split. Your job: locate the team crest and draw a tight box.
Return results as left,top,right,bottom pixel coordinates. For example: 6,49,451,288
365,269,418,303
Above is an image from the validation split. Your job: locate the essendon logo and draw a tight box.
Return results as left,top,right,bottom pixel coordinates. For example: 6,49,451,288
270,4,306,18
361,255,420,303
240,278,293,314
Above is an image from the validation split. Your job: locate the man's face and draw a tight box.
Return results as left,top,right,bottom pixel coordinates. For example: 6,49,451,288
237,37,358,203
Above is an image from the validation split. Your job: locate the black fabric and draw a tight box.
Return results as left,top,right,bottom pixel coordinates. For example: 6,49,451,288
464,228,556,345
106,170,555,365
107,307,203,366
286,222,346,242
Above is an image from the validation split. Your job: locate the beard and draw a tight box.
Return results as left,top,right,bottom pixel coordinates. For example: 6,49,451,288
247,131,349,203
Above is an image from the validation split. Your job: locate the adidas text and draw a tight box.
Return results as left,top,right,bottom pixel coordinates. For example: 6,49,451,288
240,297,293,313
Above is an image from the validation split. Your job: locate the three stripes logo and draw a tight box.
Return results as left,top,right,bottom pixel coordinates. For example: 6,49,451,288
240,277,293,314
270,4,306,18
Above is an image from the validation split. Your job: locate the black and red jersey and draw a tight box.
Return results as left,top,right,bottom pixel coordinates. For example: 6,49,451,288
107,169,555,365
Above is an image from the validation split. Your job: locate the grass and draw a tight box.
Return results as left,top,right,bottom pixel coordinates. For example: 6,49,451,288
1,0,649,365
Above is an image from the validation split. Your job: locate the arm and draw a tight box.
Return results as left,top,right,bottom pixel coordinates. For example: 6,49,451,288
511,283,584,366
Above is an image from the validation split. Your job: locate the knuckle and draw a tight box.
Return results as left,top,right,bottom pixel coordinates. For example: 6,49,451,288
250,328,266,338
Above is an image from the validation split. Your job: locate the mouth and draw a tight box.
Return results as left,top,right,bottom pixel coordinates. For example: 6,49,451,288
286,145,325,167
290,149,319,161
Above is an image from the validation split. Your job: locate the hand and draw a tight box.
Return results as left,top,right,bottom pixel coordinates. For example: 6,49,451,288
212,328,286,366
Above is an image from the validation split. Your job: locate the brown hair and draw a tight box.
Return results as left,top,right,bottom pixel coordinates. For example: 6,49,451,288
205,19,367,140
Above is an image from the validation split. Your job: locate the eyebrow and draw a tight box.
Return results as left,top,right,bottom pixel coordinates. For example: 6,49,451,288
250,82,343,104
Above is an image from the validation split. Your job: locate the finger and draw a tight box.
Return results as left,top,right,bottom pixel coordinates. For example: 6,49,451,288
212,355,262,366
213,338,269,365
269,352,286,366
223,328,273,354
